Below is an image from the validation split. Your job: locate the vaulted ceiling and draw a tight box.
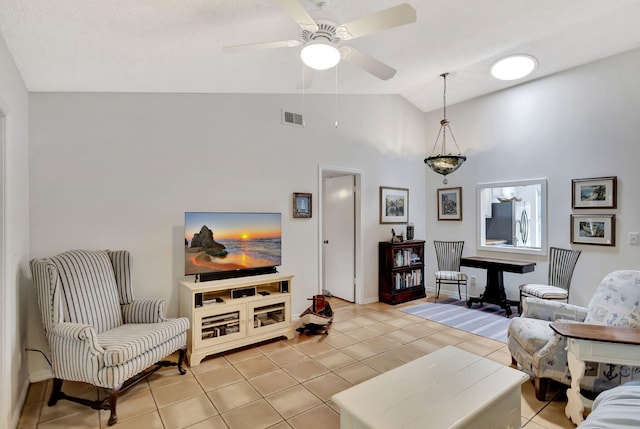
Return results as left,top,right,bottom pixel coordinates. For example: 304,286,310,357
1,0,640,112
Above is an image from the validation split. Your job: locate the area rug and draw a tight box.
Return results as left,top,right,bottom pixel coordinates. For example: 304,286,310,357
401,297,518,343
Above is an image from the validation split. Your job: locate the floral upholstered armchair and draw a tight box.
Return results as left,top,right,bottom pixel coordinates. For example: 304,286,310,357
507,270,640,400
31,249,189,425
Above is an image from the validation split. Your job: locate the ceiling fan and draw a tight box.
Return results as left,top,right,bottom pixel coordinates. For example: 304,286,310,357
223,0,417,88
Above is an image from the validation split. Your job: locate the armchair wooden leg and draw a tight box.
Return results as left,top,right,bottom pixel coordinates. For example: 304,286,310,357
177,347,187,375
511,356,517,366
534,376,550,401
107,387,121,426
48,378,64,406
46,350,187,427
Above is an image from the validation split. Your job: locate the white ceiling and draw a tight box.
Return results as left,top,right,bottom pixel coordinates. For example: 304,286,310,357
1,0,640,113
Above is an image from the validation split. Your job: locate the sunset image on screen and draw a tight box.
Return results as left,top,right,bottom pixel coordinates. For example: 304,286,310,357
184,212,282,275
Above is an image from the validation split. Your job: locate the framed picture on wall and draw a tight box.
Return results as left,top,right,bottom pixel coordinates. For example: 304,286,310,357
571,176,617,209
570,214,615,246
437,187,462,221
379,186,409,224
293,192,312,218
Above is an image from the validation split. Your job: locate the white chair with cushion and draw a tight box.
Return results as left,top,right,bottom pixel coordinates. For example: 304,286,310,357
519,246,581,313
31,249,189,425
508,270,640,401
433,240,467,301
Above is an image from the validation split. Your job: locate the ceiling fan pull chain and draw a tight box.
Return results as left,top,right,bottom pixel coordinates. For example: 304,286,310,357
335,65,339,128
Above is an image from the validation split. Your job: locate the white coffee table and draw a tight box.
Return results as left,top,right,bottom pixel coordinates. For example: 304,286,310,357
332,345,528,429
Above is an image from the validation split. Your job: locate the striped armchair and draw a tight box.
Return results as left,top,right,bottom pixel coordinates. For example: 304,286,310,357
31,249,189,426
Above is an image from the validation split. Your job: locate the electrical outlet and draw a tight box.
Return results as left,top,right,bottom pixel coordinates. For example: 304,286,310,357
629,232,639,245
470,276,477,287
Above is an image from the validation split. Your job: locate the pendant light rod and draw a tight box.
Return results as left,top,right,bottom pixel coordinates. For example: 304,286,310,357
441,72,448,121
424,72,467,184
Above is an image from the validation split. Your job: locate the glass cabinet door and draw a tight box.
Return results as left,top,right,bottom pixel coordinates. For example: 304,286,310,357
194,304,246,348
247,297,290,336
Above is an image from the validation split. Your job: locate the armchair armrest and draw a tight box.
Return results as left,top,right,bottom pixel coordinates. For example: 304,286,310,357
49,322,105,384
522,297,588,322
50,322,103,355
122,298,167,323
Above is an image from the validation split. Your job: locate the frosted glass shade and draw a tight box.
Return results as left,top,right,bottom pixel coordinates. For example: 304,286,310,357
424,155,466,176
301,42,340,70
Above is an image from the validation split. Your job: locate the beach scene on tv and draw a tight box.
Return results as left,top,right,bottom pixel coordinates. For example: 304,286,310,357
185,212,282,275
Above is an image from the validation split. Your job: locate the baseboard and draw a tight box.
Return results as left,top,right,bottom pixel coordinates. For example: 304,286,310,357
11,375,30,429
429,286,470,301
29,368,53,383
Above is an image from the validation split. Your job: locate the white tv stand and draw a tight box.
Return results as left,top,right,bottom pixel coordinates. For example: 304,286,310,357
178,273,294,366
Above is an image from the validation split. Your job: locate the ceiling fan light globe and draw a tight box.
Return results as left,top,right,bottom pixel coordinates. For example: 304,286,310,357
301,42,340,70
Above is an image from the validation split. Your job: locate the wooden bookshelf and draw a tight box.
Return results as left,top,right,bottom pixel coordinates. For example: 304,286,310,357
378,240,425,305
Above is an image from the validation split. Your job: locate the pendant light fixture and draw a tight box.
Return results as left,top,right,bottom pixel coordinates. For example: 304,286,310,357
424,73,466,184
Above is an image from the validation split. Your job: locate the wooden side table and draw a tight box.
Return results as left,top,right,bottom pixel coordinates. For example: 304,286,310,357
550,321,640,425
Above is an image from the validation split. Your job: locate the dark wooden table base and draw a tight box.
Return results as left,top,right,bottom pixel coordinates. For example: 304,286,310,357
461,256,536,317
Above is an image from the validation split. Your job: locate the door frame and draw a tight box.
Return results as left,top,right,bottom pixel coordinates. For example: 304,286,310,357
0,106,8,429
318,166,363,304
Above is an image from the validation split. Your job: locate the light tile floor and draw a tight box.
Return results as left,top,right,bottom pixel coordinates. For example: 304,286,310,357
18,294,576,429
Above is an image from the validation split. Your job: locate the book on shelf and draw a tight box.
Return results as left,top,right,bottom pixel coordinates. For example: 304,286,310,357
394,249,422,267
394,269,422,290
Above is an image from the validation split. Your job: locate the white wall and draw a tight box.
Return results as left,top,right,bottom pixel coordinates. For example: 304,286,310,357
425,48,640,307
0,35,31,428
28,92,428,377
26,43,640,385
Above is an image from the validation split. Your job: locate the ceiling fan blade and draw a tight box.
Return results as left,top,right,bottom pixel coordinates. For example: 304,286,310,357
277,0,319,32
336,3,417,40
340,46,396,80
223,39,301,53
296,66,316,90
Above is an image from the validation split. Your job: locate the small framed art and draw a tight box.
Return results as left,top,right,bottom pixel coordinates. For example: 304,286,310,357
293,192,312,218
437,187,462,221
379,186,408,224
570,214,616,246
571,176,617,209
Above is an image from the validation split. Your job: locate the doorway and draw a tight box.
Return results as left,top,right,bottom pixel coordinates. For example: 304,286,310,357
318,166,363,303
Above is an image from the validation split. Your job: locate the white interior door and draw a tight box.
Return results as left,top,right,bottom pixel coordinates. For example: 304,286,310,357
323,175,355,302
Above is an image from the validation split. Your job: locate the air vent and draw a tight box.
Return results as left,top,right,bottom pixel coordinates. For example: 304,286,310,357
282,110,304,127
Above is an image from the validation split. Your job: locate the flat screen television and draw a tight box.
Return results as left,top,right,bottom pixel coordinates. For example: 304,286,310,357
185,212,282,281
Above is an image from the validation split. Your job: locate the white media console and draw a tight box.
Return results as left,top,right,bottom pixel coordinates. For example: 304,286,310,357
178,272,295,366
